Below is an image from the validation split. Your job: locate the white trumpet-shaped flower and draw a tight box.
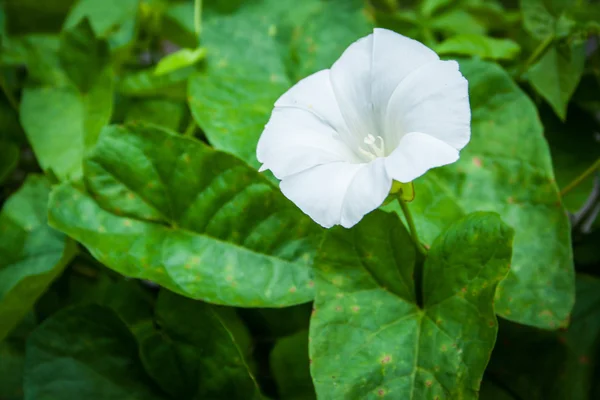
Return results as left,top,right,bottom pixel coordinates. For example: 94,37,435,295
257,28,471,228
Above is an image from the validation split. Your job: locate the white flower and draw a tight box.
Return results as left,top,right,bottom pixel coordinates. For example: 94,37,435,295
257,28,471,228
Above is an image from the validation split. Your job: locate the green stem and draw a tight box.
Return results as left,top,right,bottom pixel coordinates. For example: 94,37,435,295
398,197,427,257
519,34,554,77
194,0,202,38
560,158,600,197
183,118,196,137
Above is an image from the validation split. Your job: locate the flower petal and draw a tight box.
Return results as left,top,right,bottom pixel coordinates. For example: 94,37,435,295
371,28,439,130
384,60,470,150
384,132,459,183
274,69,351,142
257,107,359,179
279,158,391,228
329,34,375,148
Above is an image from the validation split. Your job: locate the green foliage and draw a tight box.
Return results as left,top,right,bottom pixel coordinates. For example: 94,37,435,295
310,211,512,398
435,35,521,60
1,0,599,398
0,176,75,342
188,0,371,167
48,124,320,307
384,59,574,329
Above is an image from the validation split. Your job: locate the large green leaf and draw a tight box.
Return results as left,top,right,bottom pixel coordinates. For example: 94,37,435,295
0,175,75,342
139,290,263,399
19,22,113,181
486,274,600,400
24,305,166,400
527,43,586,120
309,211,513,398
188,0,371,167
384,59,574,329
48,124,321,307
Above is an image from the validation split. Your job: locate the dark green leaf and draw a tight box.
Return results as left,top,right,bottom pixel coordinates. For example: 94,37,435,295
0,175,75,341
527,43,586,120
124,98,186,131
486,274,600,400
59,19,110,93
0,315,36,400
0,141,19,184
310,211,513,398
48,124,320,307
543,106,600,211
270,330,315,400
140,290,263,399
384,59,574,329
3,0,75,34
64,0,139,50
24,305,166,400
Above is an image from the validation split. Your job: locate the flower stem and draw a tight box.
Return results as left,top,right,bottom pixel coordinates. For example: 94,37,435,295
194,0,202,38
560,158,600,197
397,197,427,257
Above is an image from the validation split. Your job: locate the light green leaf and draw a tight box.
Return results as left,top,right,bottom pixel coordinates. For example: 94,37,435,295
384,59,574,329
48,124,321,307
430,9,487,36
310,211,513,398
20,70,113,181
188,0,371,167
0,175,75,342
19,21,113,181
155,47,207,76
527,43,586,120
270,330,316,400
139,290,263,399
486,274,600,400
435,34,521,60
25,305,166,400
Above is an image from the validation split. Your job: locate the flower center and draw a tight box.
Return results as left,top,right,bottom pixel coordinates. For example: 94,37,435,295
359,134,386,160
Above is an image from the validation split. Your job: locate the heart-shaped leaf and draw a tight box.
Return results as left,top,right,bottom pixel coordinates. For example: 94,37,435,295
48,124,321,307
309,211,513,398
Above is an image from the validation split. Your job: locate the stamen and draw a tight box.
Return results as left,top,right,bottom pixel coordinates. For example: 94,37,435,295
360,134,386,159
